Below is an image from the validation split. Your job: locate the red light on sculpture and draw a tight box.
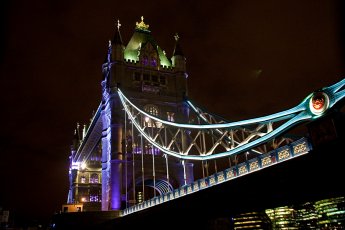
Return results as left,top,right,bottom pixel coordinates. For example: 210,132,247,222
309,92,329,115
312,95,325,110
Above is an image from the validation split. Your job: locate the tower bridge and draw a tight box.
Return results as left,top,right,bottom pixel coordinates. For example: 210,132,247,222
57,17,345,229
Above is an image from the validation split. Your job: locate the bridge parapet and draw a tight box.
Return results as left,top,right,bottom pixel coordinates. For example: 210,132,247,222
122,137,311,216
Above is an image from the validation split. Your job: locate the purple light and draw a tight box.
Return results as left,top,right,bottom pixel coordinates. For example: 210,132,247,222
151,58,157,66
110,162,122,210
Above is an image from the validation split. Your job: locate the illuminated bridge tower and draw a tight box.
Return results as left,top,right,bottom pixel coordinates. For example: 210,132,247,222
101,17,194,211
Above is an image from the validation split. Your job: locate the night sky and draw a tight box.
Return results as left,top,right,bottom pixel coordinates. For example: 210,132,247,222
1,0,344,224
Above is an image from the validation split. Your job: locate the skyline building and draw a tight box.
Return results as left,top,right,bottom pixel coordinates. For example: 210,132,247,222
262,196,345,229
232,211,272,229
314,196,345,229
265,206,298,229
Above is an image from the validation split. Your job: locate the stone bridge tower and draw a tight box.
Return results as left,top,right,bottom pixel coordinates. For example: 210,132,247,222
101,17,194,211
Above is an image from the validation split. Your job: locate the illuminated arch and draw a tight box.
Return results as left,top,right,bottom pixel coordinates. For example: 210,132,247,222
139,179,174,196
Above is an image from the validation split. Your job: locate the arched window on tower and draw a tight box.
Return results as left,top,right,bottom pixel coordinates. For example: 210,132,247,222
80,175,86,183
90,173,99,183
139,43,160,69
167,112,175,122
142,55,149,66
151,57,157,67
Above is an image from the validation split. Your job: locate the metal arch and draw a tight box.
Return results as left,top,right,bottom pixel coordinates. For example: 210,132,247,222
118,78,345,161
119,88,304,129
144,179,174,195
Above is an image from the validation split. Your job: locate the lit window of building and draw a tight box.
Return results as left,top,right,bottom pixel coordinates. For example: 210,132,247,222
90,195,99,202
90,173,99,183
142,55,148,66
151,58,157,67
137,191,143,203
167,112,175,122
232,211,272,229
295,202,318,229
265,206,298,229
144,105,158,116
314,196,345,229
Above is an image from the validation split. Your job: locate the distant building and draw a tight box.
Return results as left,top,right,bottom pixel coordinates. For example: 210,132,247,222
314,196,345,229
295,201,318,229
0,209,9,228
263,196,345,229
232,211,272,229
265,206,298,229
66,123,102,211
61,204,83,213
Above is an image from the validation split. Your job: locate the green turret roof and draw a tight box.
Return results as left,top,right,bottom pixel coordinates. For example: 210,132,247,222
124,17,172,67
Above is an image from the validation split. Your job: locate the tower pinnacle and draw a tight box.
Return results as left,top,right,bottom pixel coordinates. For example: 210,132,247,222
112,19,123,45
135,16,150,31
172,33,184,57
116,19,121,30
174,33,179,42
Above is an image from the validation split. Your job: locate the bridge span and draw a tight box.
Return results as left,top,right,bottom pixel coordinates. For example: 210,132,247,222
52,110,345,229
55,18,345,229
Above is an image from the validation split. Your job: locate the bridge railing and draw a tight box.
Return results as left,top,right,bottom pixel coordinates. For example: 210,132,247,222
122,137,311,216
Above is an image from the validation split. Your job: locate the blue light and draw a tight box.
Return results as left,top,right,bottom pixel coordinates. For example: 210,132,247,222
117,78,345,160
118,89,306,129
120,138,310,216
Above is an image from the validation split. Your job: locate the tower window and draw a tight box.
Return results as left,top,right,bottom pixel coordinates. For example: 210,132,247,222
151,58,157,67
134,72,141,81
144,105,159,116
90,195,100,202
151,75,158,82
143,74,150,81
144,105,159,127
167,112,175,122
142,55,149,66
80,176,86,183
160,76,166,85
90,173,99,183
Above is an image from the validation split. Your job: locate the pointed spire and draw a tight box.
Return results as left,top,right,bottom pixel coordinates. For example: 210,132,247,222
173,33,184,56
82,124,87,140
76,122,82,140
171,33,186,71
71,128,79,150
73,128,79,140
117,19,121,30
72,123,81,148
112,19,123,45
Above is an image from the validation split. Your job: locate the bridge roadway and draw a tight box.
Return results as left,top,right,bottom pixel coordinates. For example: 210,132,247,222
52,112,345,230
